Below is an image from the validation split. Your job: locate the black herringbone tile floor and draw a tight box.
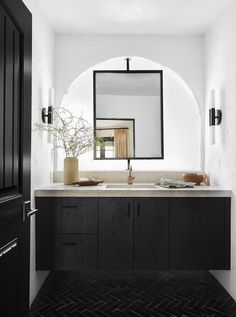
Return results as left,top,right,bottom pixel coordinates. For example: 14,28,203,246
30,271,236,317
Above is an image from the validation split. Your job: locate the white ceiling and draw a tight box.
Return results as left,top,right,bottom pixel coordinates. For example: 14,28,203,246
37,0,231,34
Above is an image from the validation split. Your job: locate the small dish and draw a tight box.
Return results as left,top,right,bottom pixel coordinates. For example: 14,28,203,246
73,178,103,186
182,173,203,185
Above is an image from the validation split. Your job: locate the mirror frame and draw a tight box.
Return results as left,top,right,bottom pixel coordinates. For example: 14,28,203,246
93,70,164,160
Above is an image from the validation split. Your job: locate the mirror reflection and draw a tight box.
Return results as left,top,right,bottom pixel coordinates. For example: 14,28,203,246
94,71,164,160
96,118,135,159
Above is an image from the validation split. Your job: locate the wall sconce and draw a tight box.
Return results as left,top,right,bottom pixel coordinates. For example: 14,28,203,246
209,108,222,126
209,89,223,145
42,88,54,124
209,90,222,126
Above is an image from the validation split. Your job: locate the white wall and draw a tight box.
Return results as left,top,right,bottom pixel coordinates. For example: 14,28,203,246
60,57,201,171
22,0,55,305
54,35,205,168
54,35,204,111
205,0,236,299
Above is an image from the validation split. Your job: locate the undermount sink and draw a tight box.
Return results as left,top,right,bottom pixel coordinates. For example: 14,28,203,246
106,184,157,189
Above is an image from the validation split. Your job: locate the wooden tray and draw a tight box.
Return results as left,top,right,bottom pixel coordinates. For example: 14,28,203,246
73,180,103,186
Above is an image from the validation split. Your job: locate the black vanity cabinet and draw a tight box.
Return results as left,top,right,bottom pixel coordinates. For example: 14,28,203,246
36,196,230,271
36,197,98,270
169,198,230,270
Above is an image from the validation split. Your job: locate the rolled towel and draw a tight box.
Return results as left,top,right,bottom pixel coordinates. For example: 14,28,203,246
157,176,195,188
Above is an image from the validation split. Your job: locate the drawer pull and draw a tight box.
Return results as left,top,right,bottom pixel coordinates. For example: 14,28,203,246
128,203,131,218
189,206,207,210
0,238,18,257
62,242,77,246
62,206,78,209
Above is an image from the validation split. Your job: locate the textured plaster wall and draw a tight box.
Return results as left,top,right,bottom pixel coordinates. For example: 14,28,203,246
205,0,236,300
60,57,201,171
55,35,205,169
22,0,55,305
54,35,204,113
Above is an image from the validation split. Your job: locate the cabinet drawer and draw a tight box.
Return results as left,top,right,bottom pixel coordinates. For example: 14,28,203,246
169,198,225,234
54,234,97,271
54,198,98,233
169,234,226,269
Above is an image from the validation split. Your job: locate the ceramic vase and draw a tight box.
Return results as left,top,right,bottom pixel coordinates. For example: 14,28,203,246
63,157,79,185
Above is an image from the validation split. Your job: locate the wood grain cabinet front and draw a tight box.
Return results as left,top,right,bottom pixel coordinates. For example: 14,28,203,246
36,196,230,271
169,198,230,270
98,197,168,270
54,198,97,234
169,234,226,269
133,198,168,270
98,198,133,270
36,197,98,270
54,234,97,271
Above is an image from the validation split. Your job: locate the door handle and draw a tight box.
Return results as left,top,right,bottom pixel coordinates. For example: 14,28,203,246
26,209,38,217
0,238,18,257
23,201,38,222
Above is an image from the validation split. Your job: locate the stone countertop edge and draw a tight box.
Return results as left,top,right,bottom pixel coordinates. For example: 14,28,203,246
34,183,232,198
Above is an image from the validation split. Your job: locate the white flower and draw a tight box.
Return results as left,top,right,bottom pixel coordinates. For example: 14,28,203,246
35,107,93,158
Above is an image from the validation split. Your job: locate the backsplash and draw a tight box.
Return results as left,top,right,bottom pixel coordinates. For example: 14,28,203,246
52,170,203,184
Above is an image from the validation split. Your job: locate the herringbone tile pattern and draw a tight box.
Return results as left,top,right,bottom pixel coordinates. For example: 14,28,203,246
30,271,236,317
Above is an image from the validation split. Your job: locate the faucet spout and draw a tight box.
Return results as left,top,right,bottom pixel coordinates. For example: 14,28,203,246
127,158,131,170
128,165,135,185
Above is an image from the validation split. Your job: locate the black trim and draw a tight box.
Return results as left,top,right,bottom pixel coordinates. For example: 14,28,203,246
93,70,164,161
125,58,130,71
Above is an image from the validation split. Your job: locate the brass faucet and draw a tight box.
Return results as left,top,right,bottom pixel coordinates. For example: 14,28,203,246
128,165,135,185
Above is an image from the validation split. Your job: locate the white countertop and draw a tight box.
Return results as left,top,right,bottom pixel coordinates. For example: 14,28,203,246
34,183,232,198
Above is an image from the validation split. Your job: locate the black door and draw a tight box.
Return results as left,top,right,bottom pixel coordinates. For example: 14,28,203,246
0,0,32,316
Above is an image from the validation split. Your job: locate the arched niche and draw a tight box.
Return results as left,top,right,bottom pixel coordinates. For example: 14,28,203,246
57,56,201,171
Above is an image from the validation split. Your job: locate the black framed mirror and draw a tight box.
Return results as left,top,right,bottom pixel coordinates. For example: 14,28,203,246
93,70,164,160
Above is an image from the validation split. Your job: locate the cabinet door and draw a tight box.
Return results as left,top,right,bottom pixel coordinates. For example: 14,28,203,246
134,198,168,269
99,198,133,270
36,197,98,270
54,198,97,234
54,234,97,271
168,197,230,270
169,234,226,269
169,198,225,234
